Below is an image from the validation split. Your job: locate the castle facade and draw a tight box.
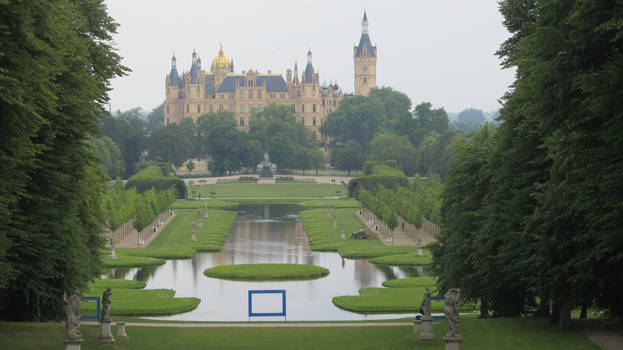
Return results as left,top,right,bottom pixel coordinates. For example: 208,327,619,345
163,11,376,137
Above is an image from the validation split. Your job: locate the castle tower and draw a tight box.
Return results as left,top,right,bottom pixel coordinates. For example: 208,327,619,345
210,42,231,88
354,11,377,96
164,53,180,125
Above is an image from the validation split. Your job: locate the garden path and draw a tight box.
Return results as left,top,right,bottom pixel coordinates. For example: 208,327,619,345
575,320,623,350
115,211,177,248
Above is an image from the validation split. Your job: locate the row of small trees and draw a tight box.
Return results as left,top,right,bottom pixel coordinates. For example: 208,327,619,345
101,180,176,234
356,175,443,232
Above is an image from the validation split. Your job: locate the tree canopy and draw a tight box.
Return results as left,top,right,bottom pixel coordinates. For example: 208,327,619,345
0,0,126,320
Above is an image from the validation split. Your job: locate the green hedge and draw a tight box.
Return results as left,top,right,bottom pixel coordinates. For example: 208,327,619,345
363,160,398,175
126,164,187,198
348,174,408,196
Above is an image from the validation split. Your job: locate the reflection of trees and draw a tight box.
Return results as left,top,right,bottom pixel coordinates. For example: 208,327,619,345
374,264,396,281
112,268,129,279
398,266,418,278
135,265,158,281
354,259,382,288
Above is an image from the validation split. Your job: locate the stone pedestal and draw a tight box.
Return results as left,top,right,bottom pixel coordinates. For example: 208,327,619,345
97,320,115,343
198,221,203,228
116,321,128,338
333,220,337,228
340,231,346,240
191,232,196,242
418,316,435,339
416,248,423,257
107,247,117,260
444,335,463,350
413,319,422,333
64,340,81,350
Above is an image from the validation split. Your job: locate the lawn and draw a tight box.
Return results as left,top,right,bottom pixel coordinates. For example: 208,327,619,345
298,198,360,208
204,263,329,281
382,277,438,288
189,183,346,199
369,251,433,265
171,199,238,209
300,208,422,259
103,255,165,268
81,278,200,316
112,208,236,262
0,317,601,350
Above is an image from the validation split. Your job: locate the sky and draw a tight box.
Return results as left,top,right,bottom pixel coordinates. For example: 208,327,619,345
104,0,516,114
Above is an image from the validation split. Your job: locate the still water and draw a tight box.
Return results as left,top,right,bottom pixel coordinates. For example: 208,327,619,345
111,204,430,321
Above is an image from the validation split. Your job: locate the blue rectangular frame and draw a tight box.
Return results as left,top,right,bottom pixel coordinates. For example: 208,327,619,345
80,296,100,321
248,290,286,317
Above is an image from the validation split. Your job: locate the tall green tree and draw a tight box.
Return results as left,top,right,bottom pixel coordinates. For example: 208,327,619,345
335,140,364,176
0,0,126,320
89,136,125,179
147,123,191,168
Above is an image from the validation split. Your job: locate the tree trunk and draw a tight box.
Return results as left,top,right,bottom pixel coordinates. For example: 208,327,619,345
536,296,551,317
479,299,490,318
347,168,351,176
558,303,573,330
580,303,587,320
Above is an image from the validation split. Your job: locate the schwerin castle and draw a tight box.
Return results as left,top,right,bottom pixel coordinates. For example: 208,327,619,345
163,11,377,138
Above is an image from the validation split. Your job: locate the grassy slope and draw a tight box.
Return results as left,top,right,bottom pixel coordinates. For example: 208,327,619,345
0,318,600,350
115,208,236,260
82,278,199,316
190,183,346,199
204,264,329,281
300,208,421,259
299,198,360,208
171,199,238,209
369,251,433,266
382,277,438,288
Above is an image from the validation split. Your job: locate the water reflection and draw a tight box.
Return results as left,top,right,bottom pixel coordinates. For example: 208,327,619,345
113,204,427,321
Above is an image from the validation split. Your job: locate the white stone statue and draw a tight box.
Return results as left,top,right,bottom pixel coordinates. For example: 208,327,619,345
420,287,432,317
101,288,112,322
444,288,461,338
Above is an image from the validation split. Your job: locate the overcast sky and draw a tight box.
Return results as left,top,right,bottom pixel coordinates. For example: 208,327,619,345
104,0,515,114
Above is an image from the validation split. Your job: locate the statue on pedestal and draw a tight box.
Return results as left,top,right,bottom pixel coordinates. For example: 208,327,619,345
420,287,432,317
444,288,461,338
101,288,112,322
63,290,82,343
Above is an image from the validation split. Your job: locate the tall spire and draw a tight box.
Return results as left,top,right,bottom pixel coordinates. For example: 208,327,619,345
362,10,369,34
192,47,197,65
307,48,312,64
172,52,176,68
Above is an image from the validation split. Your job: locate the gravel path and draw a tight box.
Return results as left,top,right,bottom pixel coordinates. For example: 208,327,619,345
83,321,412,328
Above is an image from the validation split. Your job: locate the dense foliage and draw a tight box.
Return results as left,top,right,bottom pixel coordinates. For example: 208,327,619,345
0,0,126,320
432,0,623,327
125,164,187,199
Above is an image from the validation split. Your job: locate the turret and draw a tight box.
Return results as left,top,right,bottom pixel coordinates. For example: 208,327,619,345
354,10,377,96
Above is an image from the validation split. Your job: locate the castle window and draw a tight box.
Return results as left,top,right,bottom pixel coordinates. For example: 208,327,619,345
258,104,262,112
248,90,253,99
186,104,189,113
280,94,286,99
240,117,245,126
166,105,170,114
209,104,213,113
328,109,332,113
240,104,244,113
197,105,200,113
166,117,169,125
313,104,316,113
248,80,254,87
363,78,367,84
229,104,234,112
257,90,262,99
290,104,295,112
322,100,325,106
302,117,305,125
302,104,305,113
220,94,224,99
240,90,244,99
313,117,316,126
219,104,223,111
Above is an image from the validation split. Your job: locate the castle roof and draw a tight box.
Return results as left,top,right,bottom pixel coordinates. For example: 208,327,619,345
355,33,375,58
169,67,179,86
204,74,288,93
304,63,314,83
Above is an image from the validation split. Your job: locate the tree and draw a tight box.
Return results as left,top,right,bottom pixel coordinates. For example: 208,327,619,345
366,134,416,175
368,87,412,134
0,0,126,320
185,160,195,173
146,104,164,134
89,136,125,179
147,123,191,168
457,108,486,125
99,111,147,178
335,141,364,176
409,102,449,147
320,95,385,151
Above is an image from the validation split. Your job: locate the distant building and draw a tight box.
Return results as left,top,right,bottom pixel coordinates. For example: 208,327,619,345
163,11,376,137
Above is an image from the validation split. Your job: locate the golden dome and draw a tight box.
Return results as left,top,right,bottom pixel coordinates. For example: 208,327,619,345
210,42,231,71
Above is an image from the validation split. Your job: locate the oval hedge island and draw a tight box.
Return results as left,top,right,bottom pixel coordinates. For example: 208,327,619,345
204,264,329,281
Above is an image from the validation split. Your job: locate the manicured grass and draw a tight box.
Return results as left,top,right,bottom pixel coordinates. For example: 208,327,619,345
382,277,438,288
300,208,422,260
102,255,165,268
333,287,459,313
204,264,329,281
88,278,146,290
82,288,200,316
171,199,238,209
0,317,601,349
82,278,200,316
113,208,236,262
299,198,361,208
190,183,346,199
369,251,433,265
